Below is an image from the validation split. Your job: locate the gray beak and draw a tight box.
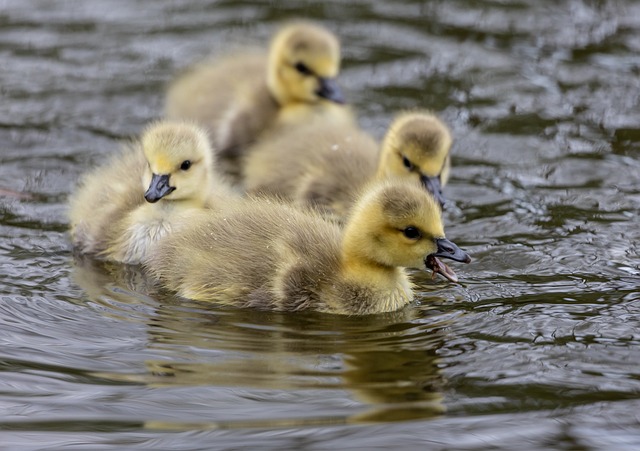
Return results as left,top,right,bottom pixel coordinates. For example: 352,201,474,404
433,238,470,263
420,174,445,208
144,173,175,203
316,77,345,104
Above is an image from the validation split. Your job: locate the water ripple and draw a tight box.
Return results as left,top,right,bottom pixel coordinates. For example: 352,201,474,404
2,0,640,448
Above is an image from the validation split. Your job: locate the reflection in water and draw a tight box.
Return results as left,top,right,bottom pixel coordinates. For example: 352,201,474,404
4,0,640,447
71,253,158,308
72,256,447,428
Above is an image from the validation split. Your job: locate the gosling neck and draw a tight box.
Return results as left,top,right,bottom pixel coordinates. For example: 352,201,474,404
340,230,413,313
160,177,216,210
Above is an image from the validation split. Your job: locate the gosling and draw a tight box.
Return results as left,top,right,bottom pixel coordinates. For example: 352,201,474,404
145,180,470,315
68,121,233,264
243,111,452,220
165,21,349,183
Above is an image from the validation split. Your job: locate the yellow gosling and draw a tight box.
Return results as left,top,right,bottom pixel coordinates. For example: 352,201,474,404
243,111,452,219
68,121,234,264
165,21,349,183
145,180,470,315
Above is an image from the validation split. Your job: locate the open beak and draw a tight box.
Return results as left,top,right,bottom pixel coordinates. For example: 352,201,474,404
420,174,445,208
424,238,471,283
316,77,345,104
144,173,175,203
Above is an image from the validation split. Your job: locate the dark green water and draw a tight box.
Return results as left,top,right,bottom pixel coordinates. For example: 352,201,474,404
1,1,640,449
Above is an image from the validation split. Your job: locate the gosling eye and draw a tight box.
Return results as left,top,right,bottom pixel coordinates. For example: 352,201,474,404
180,160,192,171
402,226,422,240
402,156,414,171
294,62,313,76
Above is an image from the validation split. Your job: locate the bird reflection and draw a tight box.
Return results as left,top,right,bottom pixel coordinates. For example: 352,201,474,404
70,253,158,305
71,255,450,427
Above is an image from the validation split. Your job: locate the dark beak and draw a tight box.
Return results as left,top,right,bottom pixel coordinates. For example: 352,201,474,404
433,238,471,263
424,238,470,283
420,175,445,208
144,173,175,203
316,77,345,104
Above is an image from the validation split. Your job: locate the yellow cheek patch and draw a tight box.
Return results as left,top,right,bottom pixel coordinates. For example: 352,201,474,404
314,56,339,77
148,154,175,174
418,159,446,178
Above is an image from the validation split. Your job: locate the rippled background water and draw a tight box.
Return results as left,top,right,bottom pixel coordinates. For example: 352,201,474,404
1,0,640,449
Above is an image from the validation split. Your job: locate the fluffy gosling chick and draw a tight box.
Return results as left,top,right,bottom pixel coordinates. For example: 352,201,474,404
165,21,348,183
68,121,233,264
243,111,452,219
145,180,470,315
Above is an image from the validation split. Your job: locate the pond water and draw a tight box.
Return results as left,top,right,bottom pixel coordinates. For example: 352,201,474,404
1,0,640,449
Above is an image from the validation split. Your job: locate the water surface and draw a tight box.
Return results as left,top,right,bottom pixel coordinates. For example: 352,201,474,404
1,0,640,449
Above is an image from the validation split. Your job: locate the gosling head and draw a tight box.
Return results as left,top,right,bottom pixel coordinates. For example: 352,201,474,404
378,112,453,208
141,122,214,205
266,22,344,107
345,181,470,281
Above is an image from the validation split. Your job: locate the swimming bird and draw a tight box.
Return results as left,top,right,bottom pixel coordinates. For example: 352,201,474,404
243,111,452,220
165,21,349,183
68,121,234,264
145,180,470,315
